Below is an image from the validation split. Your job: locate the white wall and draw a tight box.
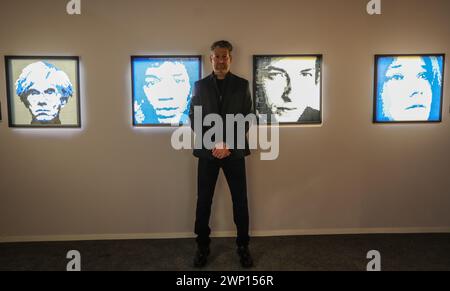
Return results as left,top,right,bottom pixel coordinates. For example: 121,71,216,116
1,0,449,242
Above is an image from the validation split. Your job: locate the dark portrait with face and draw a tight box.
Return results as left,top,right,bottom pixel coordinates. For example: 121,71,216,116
254,55,322,124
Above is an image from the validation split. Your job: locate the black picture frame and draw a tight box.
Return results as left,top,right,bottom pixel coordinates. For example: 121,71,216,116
373,54,445,124
4,56,81,128
131,55,202,127
253,54,323,125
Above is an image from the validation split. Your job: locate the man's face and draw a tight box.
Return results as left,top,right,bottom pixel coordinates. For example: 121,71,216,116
25,79,65,122
143,61,191,124
261,57,319,122
210,47,232,77
381,57,432,121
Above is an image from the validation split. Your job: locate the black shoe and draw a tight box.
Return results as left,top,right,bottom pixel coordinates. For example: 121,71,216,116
193,247,210,268
237,246,254,268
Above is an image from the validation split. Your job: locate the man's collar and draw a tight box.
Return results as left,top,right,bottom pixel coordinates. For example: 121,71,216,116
211,71,231,80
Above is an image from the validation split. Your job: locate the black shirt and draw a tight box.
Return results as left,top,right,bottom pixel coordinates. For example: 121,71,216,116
216,79,225,100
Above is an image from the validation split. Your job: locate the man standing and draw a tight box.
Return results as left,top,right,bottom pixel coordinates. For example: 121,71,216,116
189,40,253,268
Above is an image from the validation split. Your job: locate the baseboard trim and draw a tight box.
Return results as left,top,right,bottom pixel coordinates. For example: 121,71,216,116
1,227,449,243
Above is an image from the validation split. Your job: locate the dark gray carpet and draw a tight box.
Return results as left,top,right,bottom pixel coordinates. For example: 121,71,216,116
0,234,449,271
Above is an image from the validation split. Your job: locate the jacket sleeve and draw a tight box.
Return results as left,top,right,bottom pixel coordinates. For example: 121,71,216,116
189,82,200,132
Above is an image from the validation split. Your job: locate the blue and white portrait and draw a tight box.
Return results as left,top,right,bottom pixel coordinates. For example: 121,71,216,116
15,61,73,125
132,56,201,125
6,57,80,127
375,55,444,122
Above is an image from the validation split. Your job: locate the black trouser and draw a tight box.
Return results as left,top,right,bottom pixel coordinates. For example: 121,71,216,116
195,157,250,248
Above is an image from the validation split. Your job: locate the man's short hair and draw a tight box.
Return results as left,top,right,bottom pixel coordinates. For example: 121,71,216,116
210,40,233,53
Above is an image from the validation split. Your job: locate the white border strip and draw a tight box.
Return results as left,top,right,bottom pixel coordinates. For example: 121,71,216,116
1,227,449,243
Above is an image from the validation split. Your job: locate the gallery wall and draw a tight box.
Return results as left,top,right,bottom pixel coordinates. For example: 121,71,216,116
1,0,449,242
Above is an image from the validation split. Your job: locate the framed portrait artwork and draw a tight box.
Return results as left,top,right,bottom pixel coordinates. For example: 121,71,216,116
5,56,81,128
254,54,322,125
374,54,445,123
131,55,202,126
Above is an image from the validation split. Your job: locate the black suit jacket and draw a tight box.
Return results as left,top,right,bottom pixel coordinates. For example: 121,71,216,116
189,72,253,160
